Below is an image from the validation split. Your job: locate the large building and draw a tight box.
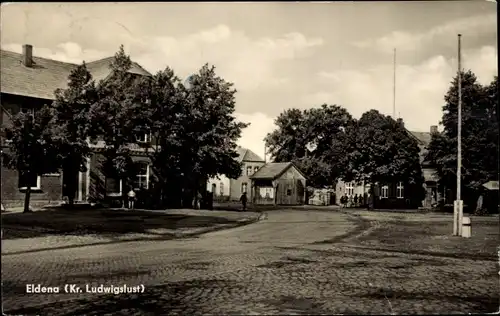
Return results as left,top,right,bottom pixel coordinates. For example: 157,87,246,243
1,44,153,209
335,123,439,209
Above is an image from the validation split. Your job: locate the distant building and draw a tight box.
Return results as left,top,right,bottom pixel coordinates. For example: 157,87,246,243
335,122,440,209
206,147,266,202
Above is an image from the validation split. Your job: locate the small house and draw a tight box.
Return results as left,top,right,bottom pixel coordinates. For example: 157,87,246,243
250,162,306,205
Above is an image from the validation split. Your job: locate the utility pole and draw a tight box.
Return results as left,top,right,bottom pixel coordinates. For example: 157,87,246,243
454,34,463,236
393,48,397,118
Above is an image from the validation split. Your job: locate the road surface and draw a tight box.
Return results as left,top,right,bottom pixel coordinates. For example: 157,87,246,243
2,209,496,315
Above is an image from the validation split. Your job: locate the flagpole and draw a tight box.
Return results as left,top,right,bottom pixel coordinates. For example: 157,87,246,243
454,34,463,236
393,48,397,118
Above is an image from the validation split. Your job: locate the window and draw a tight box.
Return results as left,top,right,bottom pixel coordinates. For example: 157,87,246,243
106,177,122,197
18,172,41,190
345,182,354,196
381,185,389,199
133,162,150,190
287,189,292,196
254,166,259,173
246,166,252,176
259,187,274,199
135,133,151,143
266,188,274,199
396,182,404,199
219,182,224,196
241,182,247,193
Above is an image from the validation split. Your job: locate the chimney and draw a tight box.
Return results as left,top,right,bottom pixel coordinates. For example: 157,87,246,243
22,44,33,67
430,125,438,134
397,118,404,128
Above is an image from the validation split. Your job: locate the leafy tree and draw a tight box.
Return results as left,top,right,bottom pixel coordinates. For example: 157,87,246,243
266,108,307,161
344,110,425,206
51,62,98,207
265,104,354,188
2,106,59,212
181,64,248,208
90,45,141,195
128,67,187,208
426,71,498,207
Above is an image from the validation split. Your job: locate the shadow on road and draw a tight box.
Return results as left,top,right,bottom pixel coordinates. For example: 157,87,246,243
2,208,239,240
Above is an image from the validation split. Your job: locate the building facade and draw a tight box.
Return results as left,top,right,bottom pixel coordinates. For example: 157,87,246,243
250,162,307,205
334,124,439,209
1,44,153,209
207,147,266,202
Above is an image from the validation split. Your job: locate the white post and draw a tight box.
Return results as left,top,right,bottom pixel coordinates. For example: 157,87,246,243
77,169,83,201
462,216,471,238
85,157,90,202
454,34,463,236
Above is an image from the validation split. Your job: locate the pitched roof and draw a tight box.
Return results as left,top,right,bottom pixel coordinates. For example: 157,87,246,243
1,50,77,100
409,131,432,146
85,57,151,82
1,48,151,101
406,130,433,164
250,162,293,180
236,146,265,162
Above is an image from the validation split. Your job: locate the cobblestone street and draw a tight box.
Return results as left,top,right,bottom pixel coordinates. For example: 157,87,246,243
2,209,498,315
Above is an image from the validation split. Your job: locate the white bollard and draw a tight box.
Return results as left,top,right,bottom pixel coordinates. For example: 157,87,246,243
462,216,471,238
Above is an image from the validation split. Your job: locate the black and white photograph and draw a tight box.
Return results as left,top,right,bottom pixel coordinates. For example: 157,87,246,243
1,1,498,315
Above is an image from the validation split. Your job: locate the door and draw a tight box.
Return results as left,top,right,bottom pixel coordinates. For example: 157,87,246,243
296,180,305,205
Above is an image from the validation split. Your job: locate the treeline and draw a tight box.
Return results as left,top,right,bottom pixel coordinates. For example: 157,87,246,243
266,71,498,209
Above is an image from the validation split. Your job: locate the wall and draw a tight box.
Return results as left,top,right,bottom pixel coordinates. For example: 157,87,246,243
274,166,306,205
335,180,367,204
228,161,266,201
207,174,231,200
1,165,63,208
1,94,64,208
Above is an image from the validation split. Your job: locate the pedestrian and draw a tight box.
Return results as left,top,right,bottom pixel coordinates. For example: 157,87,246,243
208,190,214,210
240,192,248,211
340,195,346,208
476,194,484,213
127,187,136,210
354,194,358,207
343,195,348,208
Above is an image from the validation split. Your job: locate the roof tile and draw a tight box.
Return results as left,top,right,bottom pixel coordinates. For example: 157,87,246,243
250,162,292,180
1,48,151,100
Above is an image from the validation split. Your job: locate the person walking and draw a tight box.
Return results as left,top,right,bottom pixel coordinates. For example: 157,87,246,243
240,192,248,211
127,187,136,210
353,194,359,207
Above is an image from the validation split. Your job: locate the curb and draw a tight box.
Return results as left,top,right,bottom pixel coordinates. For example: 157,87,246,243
2,213,265,256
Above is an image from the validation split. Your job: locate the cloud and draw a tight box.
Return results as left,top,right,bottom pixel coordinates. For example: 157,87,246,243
353,13,496,54
309,45,497,132
2,24,323,92
132,25,324,91
234,112,276,161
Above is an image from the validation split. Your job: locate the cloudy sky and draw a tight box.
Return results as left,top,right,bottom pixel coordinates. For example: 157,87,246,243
1,2,497,159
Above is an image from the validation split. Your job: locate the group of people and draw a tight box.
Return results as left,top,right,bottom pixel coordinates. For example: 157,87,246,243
340,194,364,208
